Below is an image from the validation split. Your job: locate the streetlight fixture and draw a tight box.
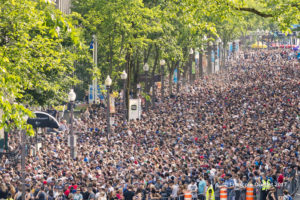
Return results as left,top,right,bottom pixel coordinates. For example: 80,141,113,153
105,75,112,144
143,63,149,111
143,63,149,71
68,89,76,160
120,70,127,121
160,59,165,102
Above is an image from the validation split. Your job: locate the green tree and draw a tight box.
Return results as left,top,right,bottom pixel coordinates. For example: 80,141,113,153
0,0,85,134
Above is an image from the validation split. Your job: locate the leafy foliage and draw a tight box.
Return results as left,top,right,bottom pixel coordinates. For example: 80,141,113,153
0,0,87,134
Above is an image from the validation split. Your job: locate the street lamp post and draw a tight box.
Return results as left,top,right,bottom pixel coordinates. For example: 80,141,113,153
20,129,26,200
160,59,166,102
120,70,127,121
143,63,149,111
105,75,112,144
68,89,76,159
189,48,194,83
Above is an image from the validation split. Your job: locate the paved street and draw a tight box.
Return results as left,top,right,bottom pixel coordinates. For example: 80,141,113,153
295,191,300,200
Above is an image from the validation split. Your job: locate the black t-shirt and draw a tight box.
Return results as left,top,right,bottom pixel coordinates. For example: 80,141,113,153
124,190,135,200
82,191,90,200
0,189,9,199
142,189,149,200
38,191,47,200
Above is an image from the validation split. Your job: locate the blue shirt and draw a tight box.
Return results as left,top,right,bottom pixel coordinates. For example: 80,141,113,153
198,180,206,194
225,179,235,193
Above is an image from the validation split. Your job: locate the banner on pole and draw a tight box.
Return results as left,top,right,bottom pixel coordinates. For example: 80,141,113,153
173,69,178,83
156,82,161,89
109,95,116,114
110,117,114,126
192,62,196,74
89,85,94,104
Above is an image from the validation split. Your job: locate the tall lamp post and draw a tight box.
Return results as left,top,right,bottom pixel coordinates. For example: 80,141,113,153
105,75,112,144
143,63,149,111
120,70,127,121
189,48,194,83
20,128,27,200
68,89,76,159
160,59,166,102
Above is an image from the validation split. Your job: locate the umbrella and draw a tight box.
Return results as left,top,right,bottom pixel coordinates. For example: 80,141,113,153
27,111,60,129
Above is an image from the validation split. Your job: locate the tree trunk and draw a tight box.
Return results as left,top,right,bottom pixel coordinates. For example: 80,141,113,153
151,45,159,108
199,52,203,78
177,61,180,95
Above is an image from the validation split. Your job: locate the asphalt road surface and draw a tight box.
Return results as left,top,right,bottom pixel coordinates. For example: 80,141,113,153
295,190,300,200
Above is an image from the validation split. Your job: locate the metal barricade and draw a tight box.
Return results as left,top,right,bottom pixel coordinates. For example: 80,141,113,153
291,175,300,197
170,175,300,200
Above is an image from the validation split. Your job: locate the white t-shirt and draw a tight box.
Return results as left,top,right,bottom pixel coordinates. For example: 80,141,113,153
171,184,179,198
188,183,198,198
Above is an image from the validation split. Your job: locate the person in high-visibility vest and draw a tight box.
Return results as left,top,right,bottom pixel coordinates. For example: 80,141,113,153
261,174,271,200
206,185,215,200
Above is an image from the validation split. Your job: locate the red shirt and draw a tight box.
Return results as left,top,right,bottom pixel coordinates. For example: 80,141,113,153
278,174,284,183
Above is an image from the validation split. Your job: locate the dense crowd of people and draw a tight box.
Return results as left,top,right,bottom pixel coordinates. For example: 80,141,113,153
0,48,299,200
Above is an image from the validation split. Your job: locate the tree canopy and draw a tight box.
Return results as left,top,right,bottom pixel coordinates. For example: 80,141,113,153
0,0,89,134
0,0,299,134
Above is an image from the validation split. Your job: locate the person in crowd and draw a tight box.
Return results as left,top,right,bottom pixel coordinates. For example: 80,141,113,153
0,49,299,200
